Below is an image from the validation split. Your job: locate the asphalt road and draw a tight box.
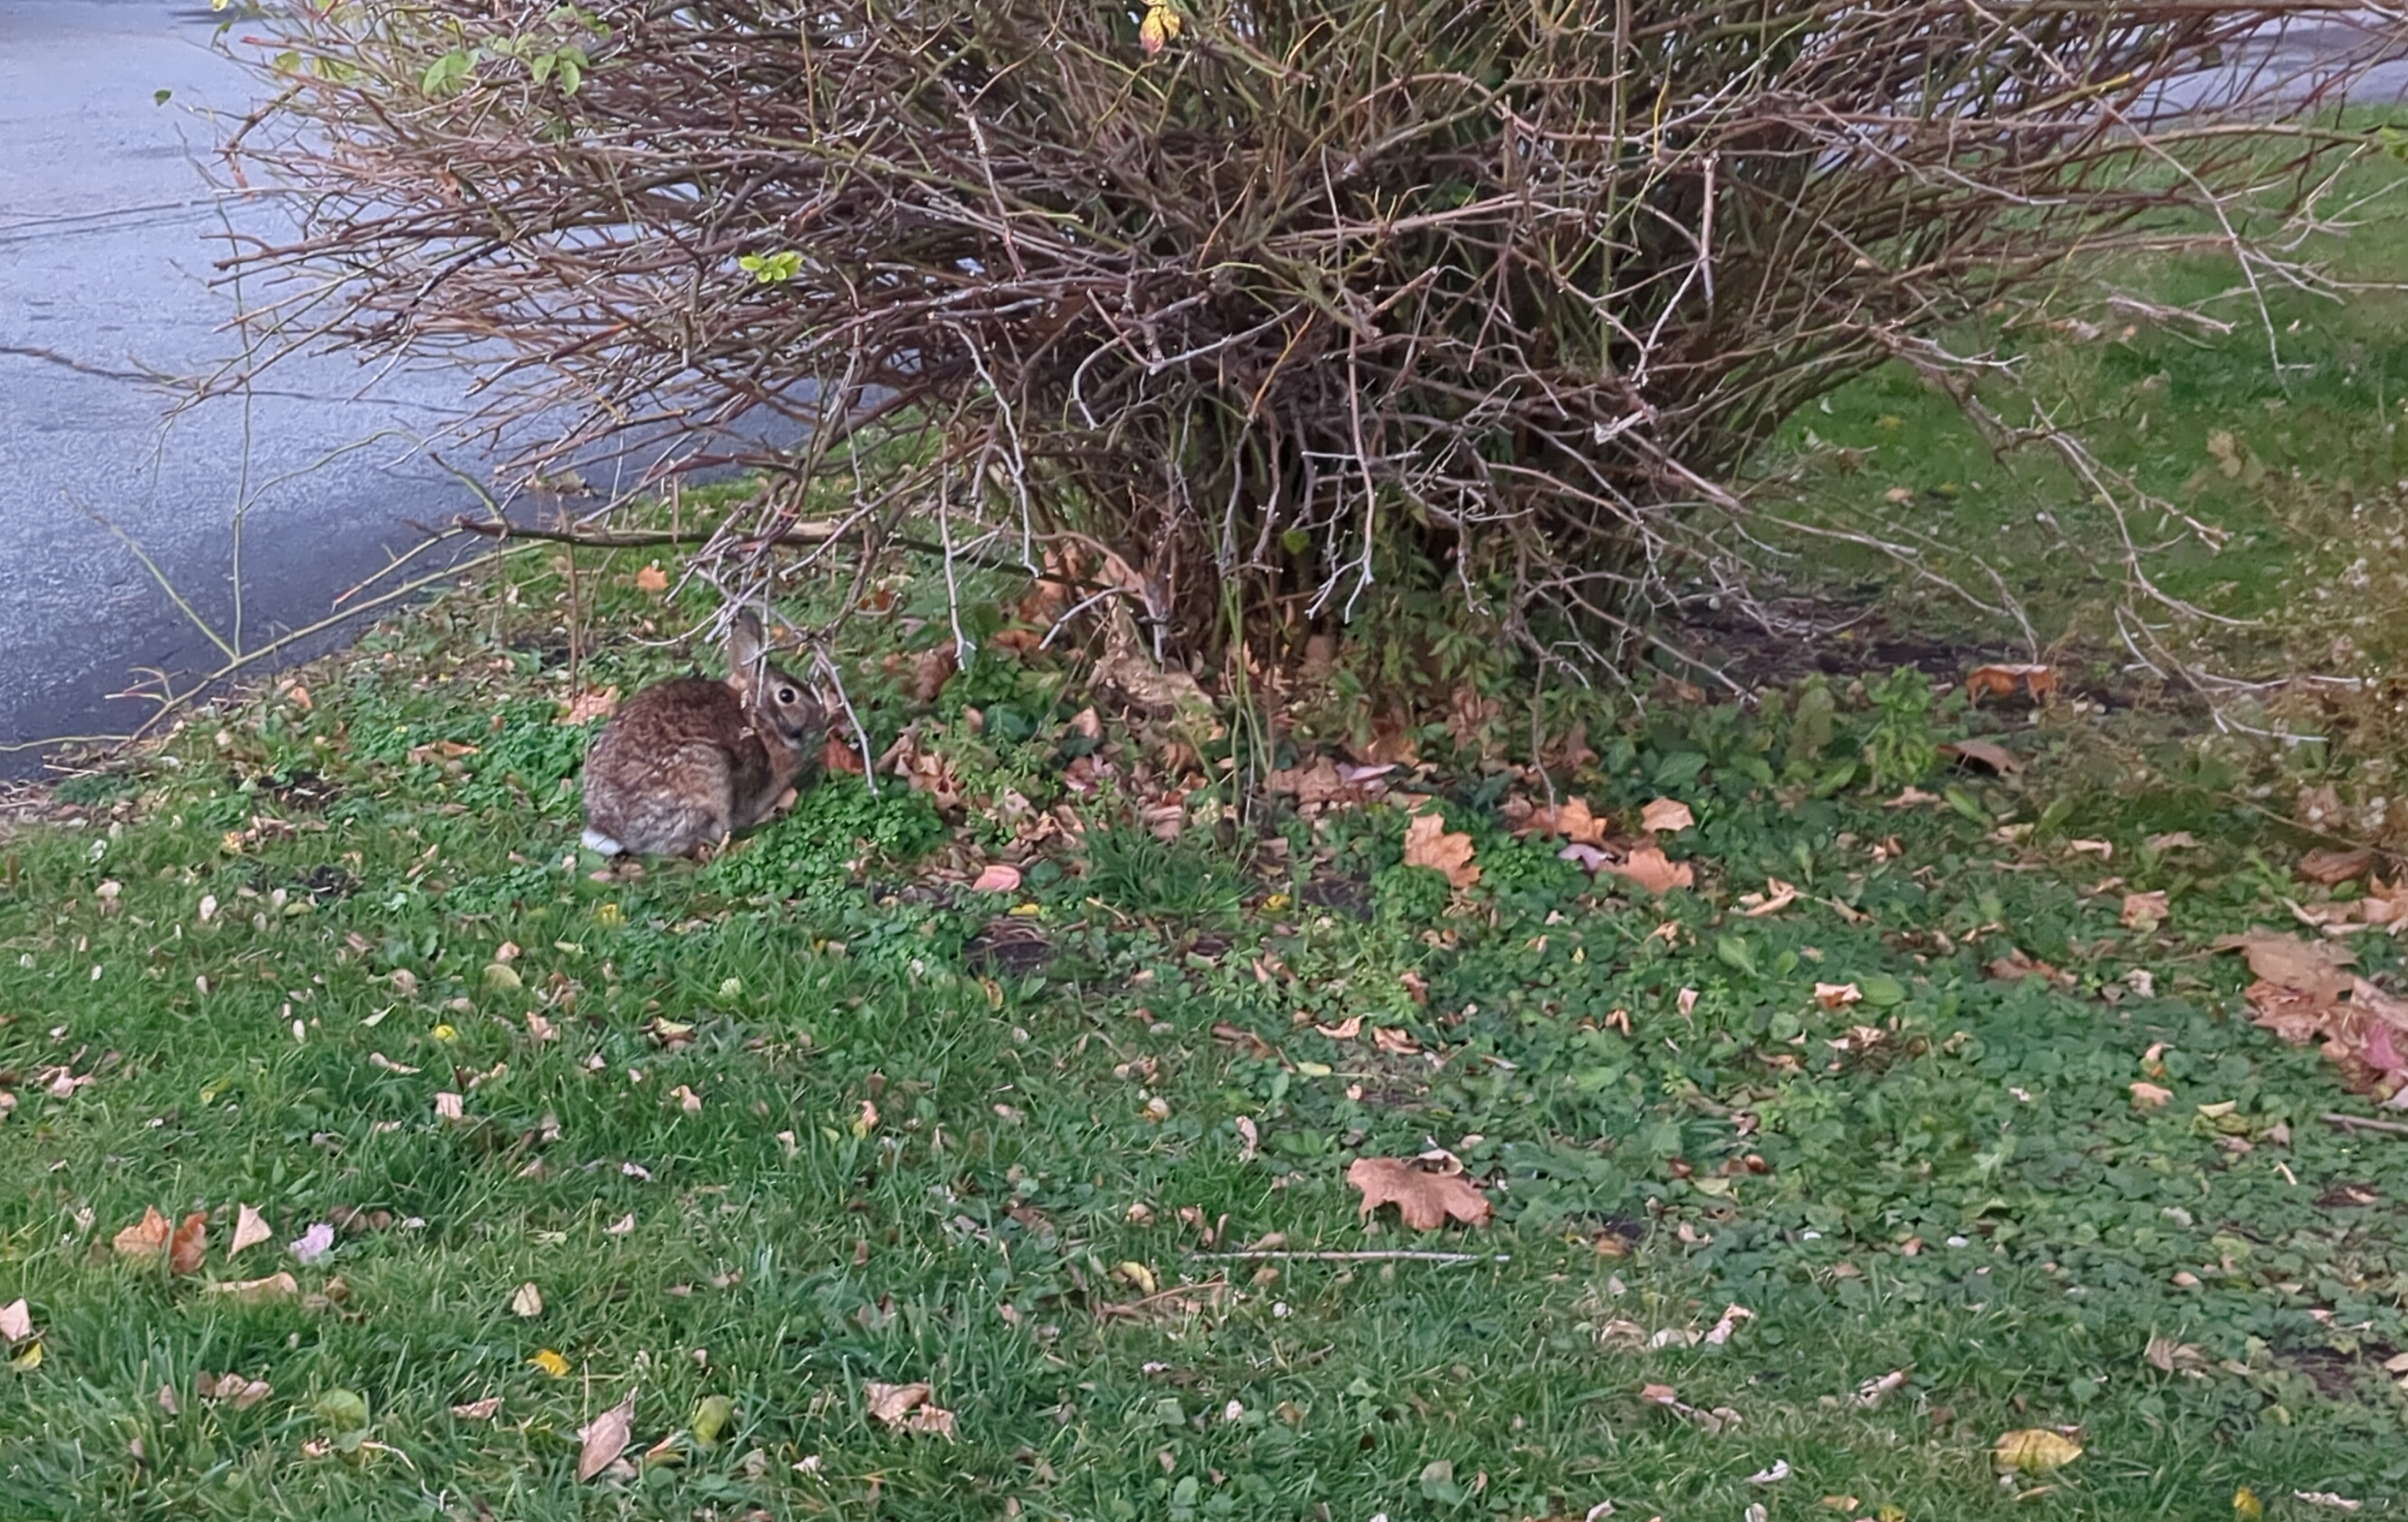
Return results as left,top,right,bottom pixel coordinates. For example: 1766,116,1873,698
0,0,515,777
1,5,2402,780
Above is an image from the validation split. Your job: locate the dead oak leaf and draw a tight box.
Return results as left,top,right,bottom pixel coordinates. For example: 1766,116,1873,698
1640,797,1696,833
1517,797,1609,847
114,1207,208,1275
1347,1156,1491,1232
863,1380,958,1439
2120,890,2169,931
1402,813,1480,890
577,1388,638,1481
1941,738,2024,775
1603,843,1694,895
2299,846,2379,886
2215,930,2356,1003
559,687,620,726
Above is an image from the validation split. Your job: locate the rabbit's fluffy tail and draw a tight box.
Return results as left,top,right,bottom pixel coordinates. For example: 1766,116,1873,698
580,828,626,857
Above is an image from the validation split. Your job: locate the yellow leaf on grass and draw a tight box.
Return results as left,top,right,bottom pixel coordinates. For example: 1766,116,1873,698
2234,1486,2264,1520
530,1348,570,1377
1402,813,1480,890
1993,1427,2083,1473
11,1340,42,1371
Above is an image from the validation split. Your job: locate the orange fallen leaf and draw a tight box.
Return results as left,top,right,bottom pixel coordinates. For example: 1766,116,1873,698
1517,797,1609,847
1739,878,1800,916
2298,847,2378,886
577,1388,638,1480
634,563,669,593
1603,843,1694,895
1403,813,1480,891
1965,663,2055,703
1346,1156,1491,1232
114,1207,208,1275
1814,982,1862,1010
1640,797,1695,833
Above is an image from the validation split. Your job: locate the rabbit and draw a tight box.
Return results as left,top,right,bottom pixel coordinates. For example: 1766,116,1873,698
579,609,826,859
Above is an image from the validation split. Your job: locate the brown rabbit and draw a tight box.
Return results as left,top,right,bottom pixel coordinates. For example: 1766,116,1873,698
579,610,825,858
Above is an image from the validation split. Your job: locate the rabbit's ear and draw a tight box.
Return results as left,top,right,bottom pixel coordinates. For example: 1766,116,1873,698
727,610,768,682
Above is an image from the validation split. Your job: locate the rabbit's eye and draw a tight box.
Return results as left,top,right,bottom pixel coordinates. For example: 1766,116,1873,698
777,687,797,704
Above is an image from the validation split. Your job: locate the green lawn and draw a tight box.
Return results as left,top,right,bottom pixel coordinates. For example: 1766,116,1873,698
5,548,2408,1521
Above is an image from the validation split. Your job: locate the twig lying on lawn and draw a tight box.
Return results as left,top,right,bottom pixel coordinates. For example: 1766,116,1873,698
2321,1112,2408,1138
1192,1250,1510,1264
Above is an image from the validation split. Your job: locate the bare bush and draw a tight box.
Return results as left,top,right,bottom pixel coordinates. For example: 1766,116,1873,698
221,0,2404,681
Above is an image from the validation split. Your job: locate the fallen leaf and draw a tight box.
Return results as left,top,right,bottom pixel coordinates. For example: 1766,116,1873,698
1403,813,1480,890
1739,878,1801,917
2299,847,2379,886
201,1372,273,1410
113,1207,171,1262
0,1300,31,1343
1993,1428,2083,1473
511,1282,544,1318
2129,1081,2173,1109
1138,1,1182,55
1640,797,1695,833
2144,1333,2206,1374
452,1396,503,1420
290,1222,336,1266
634,563,669,593
2234,1488,2263,1521
577,1388,638,1481
434,1091,466,1120
1814,982,1862,1010
1853,1367,1911,1407
970,862,1023,894
1346,1156,1491,1232
2121,890,2169,931
1941,738,2024,775
230,1204,272,1256
530,1348,570,1377
560,687,620,726
863,1380,959,1438
205,1273,299,1303
1517,797,1610,847
2292,1492,2363,1512
1965,663,2055,702
1746,1460,1792,1485
1602,843,1694,895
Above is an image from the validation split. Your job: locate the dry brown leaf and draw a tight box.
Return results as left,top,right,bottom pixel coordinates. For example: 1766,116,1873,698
2299,847,2379,886
200,1372,273,1410
1986,949,2065,985
1640,797,1696,833
1518,797,1610,847
230,1204,273,1257
634,563,669,593
2215,931,2356,1003
863,1380,959,1438
2121,890,2169,931
1739,878,1801,917
452,1396,503,1420
559,687,620,726
2129,1082,2173,1109
205,1272,300,1302
1993,1427,2083,1473
1602,843,1694,895
577,1388,638,1481
115,1207,208,1275
1941,738,2024,775
1814,982,1863,1010
970,862,1023,894
1965,663,2055,703
1402,813,1480,890
1346,1156,1492,1232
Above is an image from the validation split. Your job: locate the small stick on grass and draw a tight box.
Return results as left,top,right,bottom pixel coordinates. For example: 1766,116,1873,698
2321,1112,2408,1138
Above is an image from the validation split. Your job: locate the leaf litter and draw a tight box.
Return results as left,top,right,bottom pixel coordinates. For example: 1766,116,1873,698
1347,1154,1492,1231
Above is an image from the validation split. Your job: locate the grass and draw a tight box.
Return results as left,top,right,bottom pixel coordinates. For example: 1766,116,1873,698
5,541,2408,1522
10,127,2408,1522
